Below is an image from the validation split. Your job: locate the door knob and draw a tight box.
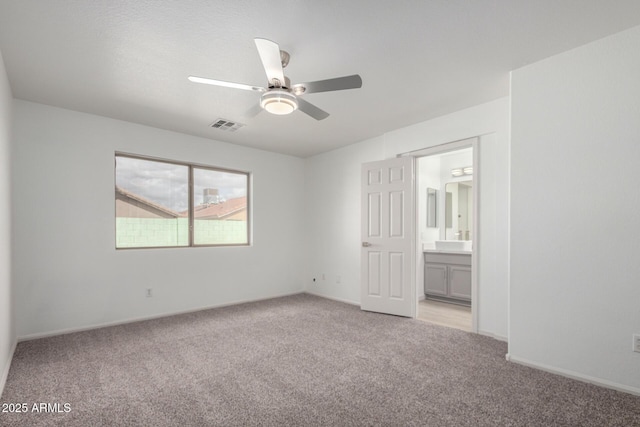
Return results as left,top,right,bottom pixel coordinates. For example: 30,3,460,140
362,242,372,247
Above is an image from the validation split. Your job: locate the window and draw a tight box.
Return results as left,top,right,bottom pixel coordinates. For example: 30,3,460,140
115,153,250,249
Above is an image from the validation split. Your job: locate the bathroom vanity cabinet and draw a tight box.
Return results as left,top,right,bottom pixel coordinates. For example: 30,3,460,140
424,252,471,304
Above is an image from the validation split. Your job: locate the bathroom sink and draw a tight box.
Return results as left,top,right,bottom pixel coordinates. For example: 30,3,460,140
434,240,472,251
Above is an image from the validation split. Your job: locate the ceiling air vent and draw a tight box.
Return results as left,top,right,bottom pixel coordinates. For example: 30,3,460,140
210,118,245,132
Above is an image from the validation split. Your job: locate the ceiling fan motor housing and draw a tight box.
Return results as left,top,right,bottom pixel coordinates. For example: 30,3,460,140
270,76,291,89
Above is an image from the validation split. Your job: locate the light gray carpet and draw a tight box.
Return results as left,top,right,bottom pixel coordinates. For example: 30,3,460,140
1,294,639,426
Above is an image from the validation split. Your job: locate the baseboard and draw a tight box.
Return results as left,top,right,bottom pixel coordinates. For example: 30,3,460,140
506,354,640,397
0,338,17,397
18,290,305,342
304,291,360,307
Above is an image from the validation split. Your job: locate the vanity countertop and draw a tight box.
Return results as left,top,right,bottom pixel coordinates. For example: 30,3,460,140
423,249,472,255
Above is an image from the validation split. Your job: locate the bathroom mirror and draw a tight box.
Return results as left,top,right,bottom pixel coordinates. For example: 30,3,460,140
426,188,437,227
445,180,473,240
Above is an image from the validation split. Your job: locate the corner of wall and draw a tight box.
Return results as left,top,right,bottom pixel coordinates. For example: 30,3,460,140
0,46,16,398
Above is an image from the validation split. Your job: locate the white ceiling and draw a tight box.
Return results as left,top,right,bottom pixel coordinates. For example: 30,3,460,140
1,1,640,158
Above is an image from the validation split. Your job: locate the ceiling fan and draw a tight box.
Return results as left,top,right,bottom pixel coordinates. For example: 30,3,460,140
188,38,362,120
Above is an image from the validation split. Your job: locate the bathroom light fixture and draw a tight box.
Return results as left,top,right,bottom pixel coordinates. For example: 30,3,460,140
451,166,473,177
260,90,298,115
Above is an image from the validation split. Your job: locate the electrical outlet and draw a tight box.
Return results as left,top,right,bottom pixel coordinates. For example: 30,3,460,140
322,273,326,281
633,334,640,353
336,275,341,284
146,288,153,298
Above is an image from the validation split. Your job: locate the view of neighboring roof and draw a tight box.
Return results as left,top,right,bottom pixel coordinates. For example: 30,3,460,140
187,196,247,221
116,186,247,221
115,186,180,218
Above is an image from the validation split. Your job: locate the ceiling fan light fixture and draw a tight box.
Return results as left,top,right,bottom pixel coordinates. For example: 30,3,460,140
260,90,298,115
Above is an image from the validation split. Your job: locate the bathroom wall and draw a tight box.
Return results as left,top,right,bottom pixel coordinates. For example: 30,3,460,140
417,155,441,248
438,150,473,240
418,149,473,246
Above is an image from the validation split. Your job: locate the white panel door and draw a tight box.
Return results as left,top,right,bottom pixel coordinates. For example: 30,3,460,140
361,157,414,317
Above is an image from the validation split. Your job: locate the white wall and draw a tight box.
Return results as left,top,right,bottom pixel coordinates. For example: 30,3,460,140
11,100,306,338
417,155,441,247
305,98,510,340
304,135,386,303
510,25,640,393
0,49,14,393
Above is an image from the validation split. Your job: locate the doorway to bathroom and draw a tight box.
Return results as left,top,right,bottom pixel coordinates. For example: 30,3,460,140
411,138,477,332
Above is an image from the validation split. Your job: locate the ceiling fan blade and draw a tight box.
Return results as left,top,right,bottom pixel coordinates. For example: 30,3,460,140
293,74,362,95
188,76,265,92
254,38,285,87
297,98,330,121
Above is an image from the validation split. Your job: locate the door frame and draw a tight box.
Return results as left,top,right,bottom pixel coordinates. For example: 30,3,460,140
399,137,479,333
